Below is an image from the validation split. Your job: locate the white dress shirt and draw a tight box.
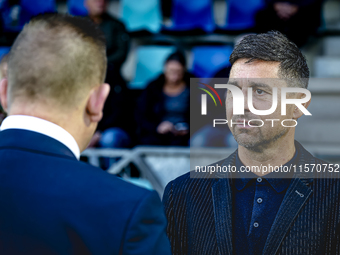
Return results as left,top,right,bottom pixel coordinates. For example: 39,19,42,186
0,115,80,160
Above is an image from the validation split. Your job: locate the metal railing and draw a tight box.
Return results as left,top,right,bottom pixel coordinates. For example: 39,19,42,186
82,145,340,197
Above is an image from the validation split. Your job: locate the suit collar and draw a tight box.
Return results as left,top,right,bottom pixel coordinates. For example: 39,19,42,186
0,129,77,160
1,115,80,159
211,140,315,255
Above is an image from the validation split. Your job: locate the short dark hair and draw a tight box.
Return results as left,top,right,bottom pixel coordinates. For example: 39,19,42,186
166,51,186,68
8,13,107,109
229,31,309,88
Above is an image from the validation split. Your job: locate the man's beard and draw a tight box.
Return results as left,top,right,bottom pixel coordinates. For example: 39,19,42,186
230,114,288,153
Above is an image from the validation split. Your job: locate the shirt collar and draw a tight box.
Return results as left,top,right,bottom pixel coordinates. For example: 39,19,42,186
233,172,292,193
0,115,80,160
234,149,298,192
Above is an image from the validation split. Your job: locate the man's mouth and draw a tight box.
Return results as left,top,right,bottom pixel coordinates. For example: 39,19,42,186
232,118,262,128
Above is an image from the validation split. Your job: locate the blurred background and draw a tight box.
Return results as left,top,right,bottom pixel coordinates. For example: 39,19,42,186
1,0,340,196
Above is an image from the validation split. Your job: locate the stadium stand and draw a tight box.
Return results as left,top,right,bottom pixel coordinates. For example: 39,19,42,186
223,0,265,31
163,0,215,33
0,0,56,32
21,0,56,16
120,0,162,33
314,37,340,77
191,45,233,80
67,0,88,16
1,0,340,191
0,47,10,61
129,45,175,89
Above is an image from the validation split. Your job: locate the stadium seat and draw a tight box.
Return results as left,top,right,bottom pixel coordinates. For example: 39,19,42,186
20,0,56,17
0,0,56,32
191,45,233,79
0,47,10,61
166,0,215,33
129,46,175,89
224,0,265,30
0,1,24,32
120,0,162,33
68,0,88,16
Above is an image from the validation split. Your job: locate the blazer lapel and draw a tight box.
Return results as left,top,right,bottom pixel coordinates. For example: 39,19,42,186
212,178,233,255
262,142,315,255
211,152,237,255
262,178,312,255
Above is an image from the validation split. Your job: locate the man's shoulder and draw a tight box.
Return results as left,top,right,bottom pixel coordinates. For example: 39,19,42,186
60,159,154,202
164,157,229,196
0,141,154,208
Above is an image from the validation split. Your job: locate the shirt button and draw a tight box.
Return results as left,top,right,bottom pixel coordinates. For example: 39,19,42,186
254,222,259,228
257,177,262,183
257,198,263,204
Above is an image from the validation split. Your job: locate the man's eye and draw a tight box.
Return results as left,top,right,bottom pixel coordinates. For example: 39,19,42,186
255,89,265,95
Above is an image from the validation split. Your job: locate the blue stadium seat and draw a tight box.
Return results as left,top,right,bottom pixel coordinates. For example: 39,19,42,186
0,0,56,32
0,1,25,32
21,0,56,16
130,46,175,89
0,47,10,61
225,0,265,30
167,0,215,32
20,0,56,31
120,0,162,33
68,0,88,16
191,46,233,79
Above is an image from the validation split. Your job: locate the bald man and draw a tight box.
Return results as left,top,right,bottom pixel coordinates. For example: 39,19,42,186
0,14,170,255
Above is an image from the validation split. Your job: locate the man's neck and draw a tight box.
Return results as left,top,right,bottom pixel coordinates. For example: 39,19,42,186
8,102,90,152
238,138,296,176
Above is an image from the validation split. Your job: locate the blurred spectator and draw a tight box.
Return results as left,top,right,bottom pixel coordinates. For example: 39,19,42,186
0,0,21,45
136,51,193,146
0,54,8,124
161,0,172,19
255,0,323,47
85,0,129,85
86,0,133,149
92,81,133,148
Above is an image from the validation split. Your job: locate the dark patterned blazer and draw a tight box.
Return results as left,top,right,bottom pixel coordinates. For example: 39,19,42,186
163,141,340,255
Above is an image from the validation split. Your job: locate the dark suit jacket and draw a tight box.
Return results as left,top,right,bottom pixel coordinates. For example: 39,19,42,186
0,129,171,255
163,141,340,254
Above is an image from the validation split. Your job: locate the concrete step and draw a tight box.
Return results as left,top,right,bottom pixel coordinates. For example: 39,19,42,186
296,119,340,145
314,57,340,77
323,37,340,56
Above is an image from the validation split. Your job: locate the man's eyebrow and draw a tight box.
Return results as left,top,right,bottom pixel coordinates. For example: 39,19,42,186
249,81,272,89
227,80,240,88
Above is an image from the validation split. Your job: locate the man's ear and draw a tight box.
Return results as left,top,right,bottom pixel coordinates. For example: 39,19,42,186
293,92,311,120
86,83,110,123
0,79,8,112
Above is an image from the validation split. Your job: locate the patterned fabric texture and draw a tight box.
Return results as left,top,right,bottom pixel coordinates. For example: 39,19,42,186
163,141,340,255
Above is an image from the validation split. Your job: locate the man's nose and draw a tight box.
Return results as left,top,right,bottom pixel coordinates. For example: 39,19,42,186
242,87,250,113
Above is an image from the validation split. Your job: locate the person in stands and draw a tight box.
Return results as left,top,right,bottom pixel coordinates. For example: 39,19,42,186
136,51,193,146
